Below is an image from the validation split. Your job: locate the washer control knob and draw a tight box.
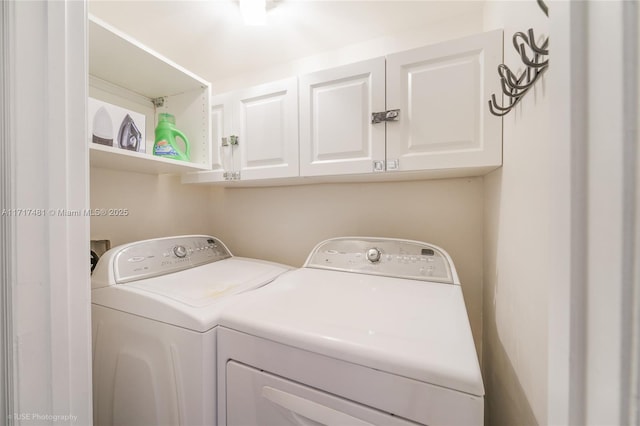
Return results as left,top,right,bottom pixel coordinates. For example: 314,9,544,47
173,245,187,258
366,248,381,263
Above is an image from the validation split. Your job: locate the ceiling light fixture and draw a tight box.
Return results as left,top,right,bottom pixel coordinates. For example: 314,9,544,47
239,0,266,26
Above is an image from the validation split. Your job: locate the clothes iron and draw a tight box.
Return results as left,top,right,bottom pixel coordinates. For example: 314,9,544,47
117,114,142,151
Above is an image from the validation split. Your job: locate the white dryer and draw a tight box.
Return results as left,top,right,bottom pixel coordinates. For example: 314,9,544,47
91,235,290,426
217,237,484,426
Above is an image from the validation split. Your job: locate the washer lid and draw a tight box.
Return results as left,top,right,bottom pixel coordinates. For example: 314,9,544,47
92,257,290,332
220,268,484,397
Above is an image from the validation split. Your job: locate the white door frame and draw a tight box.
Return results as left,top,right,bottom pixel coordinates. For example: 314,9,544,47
1,0,15,423
547,2,588,424
1,0,92,424
549,1,639,424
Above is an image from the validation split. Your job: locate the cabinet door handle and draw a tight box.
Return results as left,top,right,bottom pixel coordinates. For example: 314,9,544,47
221,135,239,147
371,109,400,124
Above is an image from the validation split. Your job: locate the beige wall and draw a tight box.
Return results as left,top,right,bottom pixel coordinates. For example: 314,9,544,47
90,171,486,358
208,178,485,357
90,167,214,247
213,6,485,93
482,2,550,425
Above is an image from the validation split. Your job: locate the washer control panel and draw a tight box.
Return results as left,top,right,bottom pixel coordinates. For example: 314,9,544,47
112,235,231,284
305,237,455,284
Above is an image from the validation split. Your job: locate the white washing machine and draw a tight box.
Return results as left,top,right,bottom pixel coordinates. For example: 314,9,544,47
217,237,484,426
91,235,290,426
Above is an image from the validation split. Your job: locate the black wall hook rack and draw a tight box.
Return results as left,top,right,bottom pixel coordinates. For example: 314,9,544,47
488,0,549,117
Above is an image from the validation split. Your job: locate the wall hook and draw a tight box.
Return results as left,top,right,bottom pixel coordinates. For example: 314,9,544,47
488,0,549,117
537,0,549,17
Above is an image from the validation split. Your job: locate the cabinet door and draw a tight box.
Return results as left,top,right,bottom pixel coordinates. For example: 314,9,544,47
386,30,502,173
299,58,386,177
235,78,299,180
210,93,235,181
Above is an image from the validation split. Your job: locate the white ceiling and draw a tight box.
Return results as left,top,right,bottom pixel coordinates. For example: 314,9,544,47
88,0,485,84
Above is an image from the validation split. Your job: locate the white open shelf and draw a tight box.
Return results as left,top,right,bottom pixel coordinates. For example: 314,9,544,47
88,15,211,175
90,144,209,175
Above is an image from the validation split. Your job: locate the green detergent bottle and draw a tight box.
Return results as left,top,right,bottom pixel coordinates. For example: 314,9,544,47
153,113,190,161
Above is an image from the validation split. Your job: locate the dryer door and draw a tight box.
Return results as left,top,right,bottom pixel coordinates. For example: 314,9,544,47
226,361,421,426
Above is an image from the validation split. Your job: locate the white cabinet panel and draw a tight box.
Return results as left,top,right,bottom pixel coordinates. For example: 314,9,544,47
207,78,298,182
209,94,233,181
243,98,285,167
210,102,226,171
313,80,367,160
386,30,502,172
299,58,386,177
236,78,299,180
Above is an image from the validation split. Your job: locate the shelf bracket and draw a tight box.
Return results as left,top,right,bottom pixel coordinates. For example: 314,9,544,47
151,97,165,108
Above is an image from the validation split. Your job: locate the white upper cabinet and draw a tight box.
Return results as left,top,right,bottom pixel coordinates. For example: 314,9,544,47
297,30,502,179
190,78,299,183
182,29,503,185
386,30,502,173
299,58,386,177
236,78,299,180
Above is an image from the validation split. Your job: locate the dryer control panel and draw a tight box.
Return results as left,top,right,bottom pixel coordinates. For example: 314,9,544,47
93,235,232,285
305,237,457,284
